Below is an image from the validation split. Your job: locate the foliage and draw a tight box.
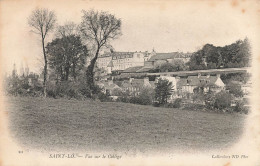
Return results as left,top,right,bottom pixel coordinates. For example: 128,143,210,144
129,87,154,105
226,82,244,97
221,73,250,84
116,90,131,103
188,38,251,70
46,35,88,81
97,92,112,102
213,91,232,110
154,78,173,105
45,79,102,99
137,87,155,105
163,98,182,108
187,50,207,70
233,100,249,114
158,59,186,72
80,9,122,93
192,91,206,104
115,87,154,105
5,74,43,97
205,90,232,111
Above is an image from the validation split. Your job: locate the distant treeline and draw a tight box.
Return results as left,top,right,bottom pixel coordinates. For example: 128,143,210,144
188,38,250,70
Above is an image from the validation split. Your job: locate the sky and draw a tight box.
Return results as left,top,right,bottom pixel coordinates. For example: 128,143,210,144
1,0,260,74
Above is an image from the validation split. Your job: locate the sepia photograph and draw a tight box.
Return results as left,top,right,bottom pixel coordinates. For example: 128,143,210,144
0,0,260,165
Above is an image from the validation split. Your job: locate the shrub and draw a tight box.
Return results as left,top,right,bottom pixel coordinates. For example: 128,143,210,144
233,100,249,114
226,82,244,97
152,101,161,107
129,96,140,104
205,90,232,111
97,92,112,102
46,81,93,99
137,87,154,105
213,91,232,110
116,96,130,103
172,98,182,108
162,98,182,108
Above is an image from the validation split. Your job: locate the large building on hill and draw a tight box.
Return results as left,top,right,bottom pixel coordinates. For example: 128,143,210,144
124,52,192,73
96,50,192,75
96,51,155,74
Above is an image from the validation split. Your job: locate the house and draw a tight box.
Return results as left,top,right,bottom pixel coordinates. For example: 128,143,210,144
176,74,225,98
96,80,121,95
121,77,153,95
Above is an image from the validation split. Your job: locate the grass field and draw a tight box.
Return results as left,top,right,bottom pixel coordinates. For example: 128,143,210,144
6,97,245,154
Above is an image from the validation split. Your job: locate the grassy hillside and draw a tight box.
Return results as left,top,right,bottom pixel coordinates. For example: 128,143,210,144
6,97,245,154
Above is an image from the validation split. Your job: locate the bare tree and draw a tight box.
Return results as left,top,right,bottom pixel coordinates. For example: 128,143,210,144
56,22,79,38
80,10,122,94
28,8,56,97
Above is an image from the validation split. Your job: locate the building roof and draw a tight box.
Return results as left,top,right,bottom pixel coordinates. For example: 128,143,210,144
149,52,192,61
97,81,120,90
122,66,143,73
177,76,223,88
121,78,152,89
136,67,153,73
107,60,114,67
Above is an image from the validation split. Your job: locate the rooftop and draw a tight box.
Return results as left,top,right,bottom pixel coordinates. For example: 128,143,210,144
149,52,192,61
122,66,143,73
177,75,220,88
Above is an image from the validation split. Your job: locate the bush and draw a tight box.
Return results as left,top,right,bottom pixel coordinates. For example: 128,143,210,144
205,90,232,111
129,96,140,104
137,87,154,105
115,90,130,103
152,101,161,107
162,98,182,108
116,96,130,103
233,100,249,114
46,81,92,99
226,82,244,97
5,76,43,97
97,92,112,102
213,91,232,110
172,98,182,108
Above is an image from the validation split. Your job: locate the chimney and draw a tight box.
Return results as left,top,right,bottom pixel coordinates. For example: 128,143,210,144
155,77,159,83
216,74,221,78
144,77,149,84
129,77,134,83
198,73,201,78
108,79,113,85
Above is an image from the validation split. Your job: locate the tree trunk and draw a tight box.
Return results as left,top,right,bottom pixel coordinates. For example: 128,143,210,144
65,65,70,81
41,36,47,97
86,46,100,94
72,62,76,81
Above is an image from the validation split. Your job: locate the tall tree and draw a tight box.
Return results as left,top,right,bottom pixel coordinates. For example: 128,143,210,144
155,78,173,105
188,50,207,70
158,59,186,72
28,8,56,97
46,35,88,81
80,10,122,94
